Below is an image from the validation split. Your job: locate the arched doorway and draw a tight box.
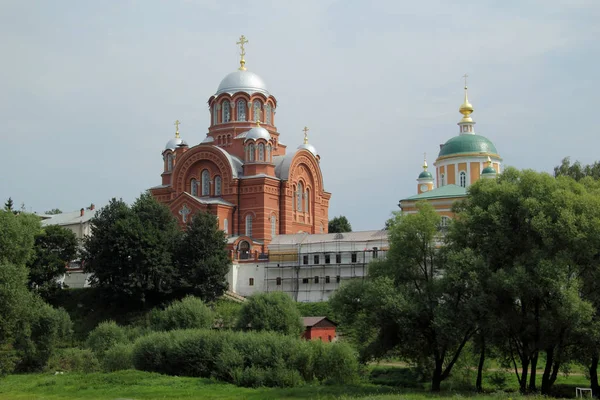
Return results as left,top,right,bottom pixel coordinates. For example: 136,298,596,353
239,240,250,260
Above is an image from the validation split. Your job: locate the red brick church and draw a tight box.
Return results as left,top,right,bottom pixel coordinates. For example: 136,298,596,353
150,35,331,260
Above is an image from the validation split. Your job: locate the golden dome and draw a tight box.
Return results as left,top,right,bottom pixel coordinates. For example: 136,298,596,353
459,86,474,122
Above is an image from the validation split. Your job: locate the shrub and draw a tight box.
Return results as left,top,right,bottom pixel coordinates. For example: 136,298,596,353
150,296,214,331
85,321,128,357
46,348,100,373
236,292,304,336
14,301,74,372
102,343,134,372
132,328,359,388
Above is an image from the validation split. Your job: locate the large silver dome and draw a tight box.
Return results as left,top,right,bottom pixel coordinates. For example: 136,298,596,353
216,70,269,96
245,126,271,142
165,137,188,151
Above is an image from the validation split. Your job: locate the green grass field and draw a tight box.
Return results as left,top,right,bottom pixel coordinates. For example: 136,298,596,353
0,369,588,400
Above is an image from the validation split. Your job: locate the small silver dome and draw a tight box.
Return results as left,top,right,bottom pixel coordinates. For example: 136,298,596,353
216,70,269,96
165,137,188,151
244,126,271,142
297,143,318,157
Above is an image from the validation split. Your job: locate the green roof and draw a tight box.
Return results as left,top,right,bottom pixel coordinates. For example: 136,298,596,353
482,165,496,174
438,134,497,158
403,184,467,201
418,170,433,179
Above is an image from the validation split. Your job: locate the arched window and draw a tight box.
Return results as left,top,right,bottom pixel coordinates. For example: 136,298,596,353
248,144,255,162
222,101,230,123
224,218,228,235
265,104,271,125
239,240,250,260
305,188,310,214
271,215,276,237
459,171,467,188
201,169,210,196
245,214,253,237
191,178,198,196
266,144,272,162
166,154,173,171
297,182,303,212
440,173,445,186
237,100,246,121
258,143,265,161
217,136,222,145
213,104,218,124
227,134,231,144
214,176,222,196
253,100,261,122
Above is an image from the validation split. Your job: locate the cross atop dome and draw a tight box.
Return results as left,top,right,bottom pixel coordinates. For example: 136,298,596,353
237,35,248,71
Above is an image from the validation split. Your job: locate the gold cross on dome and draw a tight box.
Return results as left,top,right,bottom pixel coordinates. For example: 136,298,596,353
174,120,181,137
302,126,309,144
462,73,469,88
236,35,248,70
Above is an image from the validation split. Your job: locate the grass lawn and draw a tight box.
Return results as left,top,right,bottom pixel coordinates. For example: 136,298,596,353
0,369,583,400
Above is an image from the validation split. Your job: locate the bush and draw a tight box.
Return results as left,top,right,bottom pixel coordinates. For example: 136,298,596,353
46,348,100,373
150,296,214,331
85,321,128,357
132,328,359,388
13,301,74,372
102,343,134,372
236,292,304,336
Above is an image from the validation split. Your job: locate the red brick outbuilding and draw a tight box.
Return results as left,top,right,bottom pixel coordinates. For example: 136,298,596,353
301,317,337,342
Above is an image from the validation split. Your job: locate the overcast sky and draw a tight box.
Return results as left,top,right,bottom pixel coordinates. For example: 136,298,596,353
1,0,599,230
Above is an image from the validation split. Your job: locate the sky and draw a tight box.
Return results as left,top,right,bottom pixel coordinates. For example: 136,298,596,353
1,0,599,230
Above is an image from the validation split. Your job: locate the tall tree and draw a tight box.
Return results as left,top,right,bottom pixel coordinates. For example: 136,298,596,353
331,203,482,391
328,215,352,233
83,194,180,303
4,197,14,212
27,225,78,295
450,168,597,394
554,157,600,181
174,211,230,301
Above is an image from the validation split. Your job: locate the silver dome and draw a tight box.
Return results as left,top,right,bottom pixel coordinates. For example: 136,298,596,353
297,143,318,156
165,137,188,151
216,70,269,96
244,126,271,142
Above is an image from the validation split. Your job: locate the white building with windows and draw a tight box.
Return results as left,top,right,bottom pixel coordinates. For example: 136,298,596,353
228,230,389,302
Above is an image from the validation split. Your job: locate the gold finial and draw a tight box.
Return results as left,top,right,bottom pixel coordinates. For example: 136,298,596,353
256,119,261,127
423,152,428,170
302,126,309,144
174,120,181,138
459,73,474,122
486,156,492,166
236,35,248,71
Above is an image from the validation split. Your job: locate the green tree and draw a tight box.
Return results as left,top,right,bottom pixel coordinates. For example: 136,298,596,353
0,211,71,374
27,225,78,295
450,168,598,394
328,215,352,233
174,211,230,301
4,197,14,212
83,194,180,303
554,157,600,181
331,203,482,391
44,209,63,215
236,292,304,336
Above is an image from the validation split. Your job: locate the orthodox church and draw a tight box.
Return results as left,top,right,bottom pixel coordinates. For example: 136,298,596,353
150,36,331,260
399,79,501,222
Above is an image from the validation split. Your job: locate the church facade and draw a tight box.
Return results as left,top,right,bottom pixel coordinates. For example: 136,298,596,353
399,80,502,221
150,36,331,261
